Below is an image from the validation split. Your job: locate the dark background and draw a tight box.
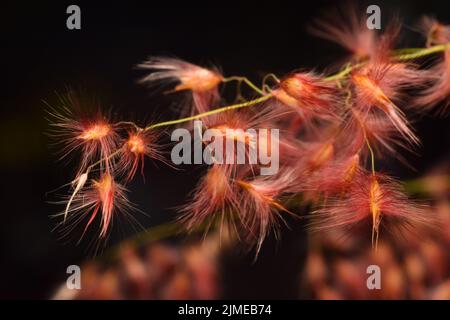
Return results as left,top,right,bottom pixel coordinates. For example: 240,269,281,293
1,0,449,299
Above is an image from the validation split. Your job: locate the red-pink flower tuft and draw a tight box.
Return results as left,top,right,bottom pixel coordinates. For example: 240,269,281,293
138,57,223,115
178,165,239,233
236,168,296,254
272,72,340,124
310,172,435,248
308,4,378,60
118,130,166,182
58,173,132,241
49,105,119,175
350,62,422,145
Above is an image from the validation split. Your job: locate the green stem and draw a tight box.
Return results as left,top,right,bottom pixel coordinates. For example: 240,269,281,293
261,73,281,89
115,121,142,131
223,76,265,95
143,94,272,131
394,44,449,61
324,63,363,82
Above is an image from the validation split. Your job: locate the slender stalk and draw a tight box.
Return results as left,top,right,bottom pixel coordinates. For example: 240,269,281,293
324,62,363,82
86,147,123,173
395,44,449,61
115,121,143,131
223,76,265,95
365,137,376,175
143,94,273,131
261,73,281,89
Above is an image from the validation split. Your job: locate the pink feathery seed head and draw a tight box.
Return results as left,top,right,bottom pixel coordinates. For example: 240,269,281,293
178,165,240,233
58,172,132,241
201,112,259,177
118,130,166,182
310,172,436,249
350,62,422,145
275,136,338,202
305,154,362,196
308,3,378,61
93,174,116,238
280,73,337,101
419,16,450,46
348,18,426,108
202,106,290,174
138,57,223,93
341,109,412,157
236,172,294,254
351,62,426,105
272,72,341,120
295,138,335,173
308,142,335,171
48,98,119,174
137,57,223,115
76,118,119,174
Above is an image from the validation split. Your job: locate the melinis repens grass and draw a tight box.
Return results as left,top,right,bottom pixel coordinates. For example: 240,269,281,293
48,7,449,255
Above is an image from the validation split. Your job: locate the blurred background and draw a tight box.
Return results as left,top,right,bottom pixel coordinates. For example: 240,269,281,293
0,0,449,299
